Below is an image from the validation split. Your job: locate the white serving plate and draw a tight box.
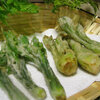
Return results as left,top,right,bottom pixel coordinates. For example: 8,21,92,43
0,29,100,100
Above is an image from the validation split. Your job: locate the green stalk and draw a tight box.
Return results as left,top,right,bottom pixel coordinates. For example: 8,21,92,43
76,24,100,47
43,35,78,76
68,39,100,75
0,69,29,100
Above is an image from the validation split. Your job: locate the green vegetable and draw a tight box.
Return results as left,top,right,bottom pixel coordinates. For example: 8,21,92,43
0,0,39,24
5,45,46,100
0,51,29,100
0,52,7,66
30,36,66,100
76,24,100,47
43,35,78,76
45,0,98,13
68,39,100,75
58,16,100,56
3,31,67,100
0,69,29,100
0,43,8,67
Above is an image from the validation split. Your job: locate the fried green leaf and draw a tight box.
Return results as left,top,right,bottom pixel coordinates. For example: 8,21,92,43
6,46,46,100
68,39,100,75
43,35,78,76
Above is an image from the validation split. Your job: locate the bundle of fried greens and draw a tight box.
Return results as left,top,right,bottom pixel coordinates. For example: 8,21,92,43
43,35,78,76
3,31,66,100
0,49,29,100
58,16,100,75
6,46,46,100
0,39,46,100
